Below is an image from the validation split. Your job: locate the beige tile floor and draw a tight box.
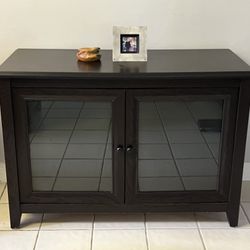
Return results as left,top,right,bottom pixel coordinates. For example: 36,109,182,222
1,181,250,250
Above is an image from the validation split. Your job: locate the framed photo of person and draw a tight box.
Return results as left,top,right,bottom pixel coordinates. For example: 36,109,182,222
113,26,147,61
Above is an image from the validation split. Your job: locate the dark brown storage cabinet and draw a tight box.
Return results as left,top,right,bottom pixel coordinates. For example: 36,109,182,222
0,49,250,228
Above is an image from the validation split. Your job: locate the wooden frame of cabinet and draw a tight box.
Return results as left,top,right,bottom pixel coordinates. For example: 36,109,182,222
13,88,125,205
0,49,250,228
125,88,238,204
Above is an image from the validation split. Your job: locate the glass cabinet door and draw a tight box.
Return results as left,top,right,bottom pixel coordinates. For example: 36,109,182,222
14,89,125,204
138,100,221,192
28,100,112,192
126,89,237,204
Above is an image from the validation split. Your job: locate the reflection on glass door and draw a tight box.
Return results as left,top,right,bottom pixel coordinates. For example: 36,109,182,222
27,100,112,192
138,99,223,192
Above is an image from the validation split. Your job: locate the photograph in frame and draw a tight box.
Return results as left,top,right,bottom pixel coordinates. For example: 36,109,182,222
113,26,147,61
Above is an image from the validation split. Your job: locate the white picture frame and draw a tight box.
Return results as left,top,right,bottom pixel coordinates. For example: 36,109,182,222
113,26,147,62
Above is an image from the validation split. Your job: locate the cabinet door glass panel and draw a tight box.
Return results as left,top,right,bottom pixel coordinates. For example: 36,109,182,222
27,100,112,192
138,98,223,192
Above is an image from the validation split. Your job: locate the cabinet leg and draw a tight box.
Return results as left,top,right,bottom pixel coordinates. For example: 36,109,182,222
226,208,239,227
9,210,21,229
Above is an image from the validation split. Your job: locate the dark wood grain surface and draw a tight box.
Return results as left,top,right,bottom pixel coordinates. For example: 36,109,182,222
0,48,249,228
0,80,21,228
0,49,249,78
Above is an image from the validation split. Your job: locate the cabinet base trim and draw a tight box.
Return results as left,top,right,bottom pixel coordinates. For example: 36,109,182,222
21,203,228,213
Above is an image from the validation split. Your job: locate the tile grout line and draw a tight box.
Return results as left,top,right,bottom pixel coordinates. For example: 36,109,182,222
51,102,85,190
144,213,150,250
0,228,242,232
154,102,186,190
2,227,231,231
97,118,112,191
90,215,96,250
184,102,221,190
30,175,219,179
30,101,54,143
185,102,219,164
0,183,7,200
194,213,207,250
33,176,112,179
32,213,44,250
240,203,250,223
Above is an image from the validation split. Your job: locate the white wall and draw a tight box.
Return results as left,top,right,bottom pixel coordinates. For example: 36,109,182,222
0,0,250,181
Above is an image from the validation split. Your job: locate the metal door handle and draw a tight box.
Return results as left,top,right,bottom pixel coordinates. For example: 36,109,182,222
126,145,133,152
116,145,124,151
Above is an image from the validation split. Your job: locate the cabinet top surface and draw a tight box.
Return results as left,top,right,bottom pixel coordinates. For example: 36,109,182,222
0,49,249,78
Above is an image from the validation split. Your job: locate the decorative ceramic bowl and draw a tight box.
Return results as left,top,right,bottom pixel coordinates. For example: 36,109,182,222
77,47,101,62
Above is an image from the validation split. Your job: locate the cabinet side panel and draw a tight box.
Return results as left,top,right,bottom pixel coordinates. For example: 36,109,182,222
0,80,21,228
227,81,250,226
